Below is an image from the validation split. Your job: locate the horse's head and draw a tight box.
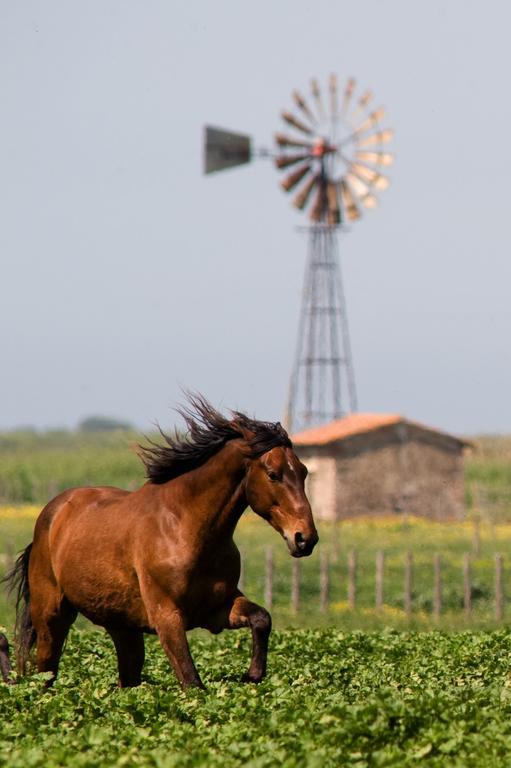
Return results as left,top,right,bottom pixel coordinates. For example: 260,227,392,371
245,445,319,558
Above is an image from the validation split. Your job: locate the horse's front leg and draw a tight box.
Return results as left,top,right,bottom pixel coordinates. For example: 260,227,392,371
140,579,204,690
157,608,204,689
211,591,272,683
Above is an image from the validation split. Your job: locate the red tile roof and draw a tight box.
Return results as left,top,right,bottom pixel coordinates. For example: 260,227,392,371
291,413,401,446
291,413,469,447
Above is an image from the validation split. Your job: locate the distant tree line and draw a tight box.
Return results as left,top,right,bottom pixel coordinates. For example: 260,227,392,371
77,416,133,432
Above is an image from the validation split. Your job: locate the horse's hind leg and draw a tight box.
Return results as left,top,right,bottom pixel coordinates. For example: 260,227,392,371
31,582,77,684
211,591,271,683
106,628,145,688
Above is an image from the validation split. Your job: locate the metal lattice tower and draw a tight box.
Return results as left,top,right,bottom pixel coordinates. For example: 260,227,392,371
285,225,357,433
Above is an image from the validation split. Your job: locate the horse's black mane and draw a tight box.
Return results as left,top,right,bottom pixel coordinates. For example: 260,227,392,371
139,394,292,484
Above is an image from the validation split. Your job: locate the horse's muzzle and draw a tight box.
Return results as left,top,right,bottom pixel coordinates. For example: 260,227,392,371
288,529,319,558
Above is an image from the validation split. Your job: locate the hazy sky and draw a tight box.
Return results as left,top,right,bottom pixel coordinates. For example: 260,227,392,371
1,1,510,435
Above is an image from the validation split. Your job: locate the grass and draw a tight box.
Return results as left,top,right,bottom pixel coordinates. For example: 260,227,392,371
2,628,511,766
0,430,144,504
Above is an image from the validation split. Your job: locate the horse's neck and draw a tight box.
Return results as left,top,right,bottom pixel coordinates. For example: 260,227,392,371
167,439,248,540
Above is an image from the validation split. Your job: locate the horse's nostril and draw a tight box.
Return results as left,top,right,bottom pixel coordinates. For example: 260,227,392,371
295,532,307,551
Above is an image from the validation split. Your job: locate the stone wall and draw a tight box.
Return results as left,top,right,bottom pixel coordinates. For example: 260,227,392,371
296,424,466,522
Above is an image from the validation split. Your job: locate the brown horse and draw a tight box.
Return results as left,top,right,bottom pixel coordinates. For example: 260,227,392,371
5,396,318,689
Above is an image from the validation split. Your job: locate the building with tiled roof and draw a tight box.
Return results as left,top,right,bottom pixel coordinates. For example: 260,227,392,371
292,414,469,521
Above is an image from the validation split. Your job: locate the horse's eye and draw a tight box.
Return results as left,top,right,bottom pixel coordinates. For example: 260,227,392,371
267,470,280,482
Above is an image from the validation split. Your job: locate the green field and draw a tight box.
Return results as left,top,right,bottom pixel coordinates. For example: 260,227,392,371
0,429,144,504
1,628,511,766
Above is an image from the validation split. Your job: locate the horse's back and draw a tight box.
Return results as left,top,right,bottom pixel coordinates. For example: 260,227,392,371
34,486,130,543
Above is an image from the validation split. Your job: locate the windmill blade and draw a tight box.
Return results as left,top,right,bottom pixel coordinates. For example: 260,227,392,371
329,73,338,119
310,183,328,222
373,174,390,191
275,153,312,169
358,128,394,147
353,107,385,136
327,181,340,225
350,163,378,184
292,91,316,125
351,163,390,191
274,133,314,150
310,78,325,120
346,173,379,209
293,173,318,210
281,110,313,136
203,126,251,174
355,151,394,167
281,163,312,192
341,77,356,115
346,172,370,197
349,89,373,123
360,89,373,107
362,193,378,209
340,179,361,221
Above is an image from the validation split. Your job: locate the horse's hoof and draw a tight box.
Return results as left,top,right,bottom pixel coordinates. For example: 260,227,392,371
241,671,263,684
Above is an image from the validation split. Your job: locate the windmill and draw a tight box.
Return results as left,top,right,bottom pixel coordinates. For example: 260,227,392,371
204,74,393,433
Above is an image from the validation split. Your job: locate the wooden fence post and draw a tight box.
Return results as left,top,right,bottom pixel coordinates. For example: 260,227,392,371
348,550,357,610
471,482,481,556
238,548,244,592
495,553,504,621
463,553,472,617
320,550,330,612
433,553,442,620
375,550,384,611
331,520,341,564
264,547,273,609
291,558,300,614
472,516,481,557
404,551,413,619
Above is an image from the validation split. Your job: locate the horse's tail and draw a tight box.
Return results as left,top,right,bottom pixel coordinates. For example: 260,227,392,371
3,543,36,676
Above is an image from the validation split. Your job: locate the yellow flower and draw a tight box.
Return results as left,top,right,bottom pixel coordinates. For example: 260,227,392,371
0,505,39,519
